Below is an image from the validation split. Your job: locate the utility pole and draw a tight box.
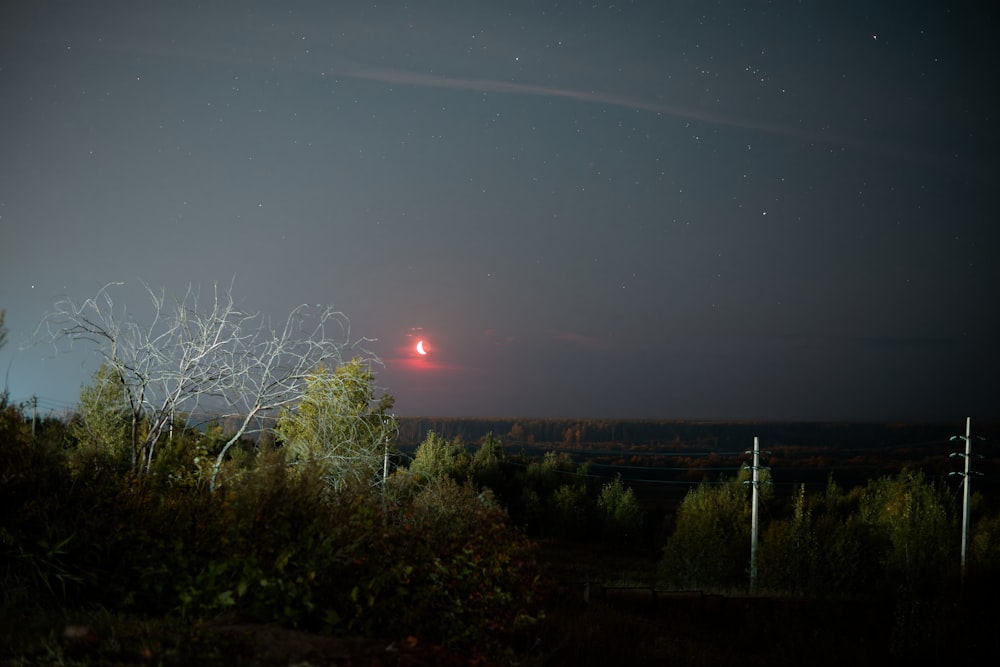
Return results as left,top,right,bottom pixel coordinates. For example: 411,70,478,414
383,435,390,483
744,436,768,593
31,395,38,437
950,417,984,582
382,419,390,485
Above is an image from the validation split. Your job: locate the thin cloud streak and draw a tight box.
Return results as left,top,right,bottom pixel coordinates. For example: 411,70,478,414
333,65,810,139
333,65,965,170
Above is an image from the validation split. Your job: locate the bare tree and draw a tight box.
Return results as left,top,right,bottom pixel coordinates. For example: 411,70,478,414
206,302,378,492
39,282,375,489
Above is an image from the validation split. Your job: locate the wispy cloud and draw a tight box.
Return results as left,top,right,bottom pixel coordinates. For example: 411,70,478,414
332,65,811,139
332,64,972,170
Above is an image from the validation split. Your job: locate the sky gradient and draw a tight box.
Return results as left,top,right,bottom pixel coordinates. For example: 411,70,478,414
1,1,997,422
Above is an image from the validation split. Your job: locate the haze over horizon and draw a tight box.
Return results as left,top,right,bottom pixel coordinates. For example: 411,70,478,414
2,1,997,423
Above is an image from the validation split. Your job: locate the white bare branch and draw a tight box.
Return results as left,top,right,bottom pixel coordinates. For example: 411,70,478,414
39,282,376,484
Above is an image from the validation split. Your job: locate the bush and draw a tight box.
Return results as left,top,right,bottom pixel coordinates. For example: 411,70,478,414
2,401,545,660
0,400,83,607
351,477,545,654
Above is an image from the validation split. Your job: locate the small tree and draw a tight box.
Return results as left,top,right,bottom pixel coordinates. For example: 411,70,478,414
858,468,957,656
472,431,506,471
470,431,506,491
273,360,397,491
596,474,644,542
549,483,590,538
69,363,131,471
409,431,470,482
525,450,577,496
659,476,751,590
859,468,955,590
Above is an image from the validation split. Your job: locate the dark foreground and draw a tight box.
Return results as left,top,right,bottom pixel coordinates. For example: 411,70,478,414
12,590,997,667
8,542,999,667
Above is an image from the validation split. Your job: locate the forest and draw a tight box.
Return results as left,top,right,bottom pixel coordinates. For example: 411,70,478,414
2,301,999,665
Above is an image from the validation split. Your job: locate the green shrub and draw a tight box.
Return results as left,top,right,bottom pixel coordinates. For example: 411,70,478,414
344,477,544,654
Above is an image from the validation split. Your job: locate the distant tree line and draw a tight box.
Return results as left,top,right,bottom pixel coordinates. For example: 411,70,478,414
396,416,983,453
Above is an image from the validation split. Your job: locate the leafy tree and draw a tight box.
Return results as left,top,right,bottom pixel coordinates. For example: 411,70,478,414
513,450,594,536
858,468,957,656
970,498,1000,575
470,431,506,490
757,484,818,594
549,483,590,538
273,360,396,491
659,476,751,590
408,430,470,482
471,431,506,471
68,363,132,471
859,468,955,590
525,450,578,496
596,474,644,542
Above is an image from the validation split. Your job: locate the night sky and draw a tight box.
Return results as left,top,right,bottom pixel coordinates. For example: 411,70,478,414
1,1,997,422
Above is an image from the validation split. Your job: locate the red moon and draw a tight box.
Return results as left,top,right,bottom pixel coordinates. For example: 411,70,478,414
416,340,428,355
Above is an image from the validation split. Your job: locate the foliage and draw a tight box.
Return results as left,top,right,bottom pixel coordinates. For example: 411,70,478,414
858,468,956,592
408,430,470,482
525,451,579,497
273,360,396,491
596,474,644,542
659,476,751,590
970,506,1000,575
8,387,1000,664
548,484,591,538
68,364,132,473
757,479,881,597
506,450,596,537
368,477,545,652
1,398,544,661
857,468,958,655
472,431,506,466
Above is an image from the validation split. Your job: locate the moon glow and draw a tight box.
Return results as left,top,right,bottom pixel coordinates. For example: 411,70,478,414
416,340,427,355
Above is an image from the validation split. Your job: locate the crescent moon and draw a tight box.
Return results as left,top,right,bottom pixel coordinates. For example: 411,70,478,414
416,340,427,355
